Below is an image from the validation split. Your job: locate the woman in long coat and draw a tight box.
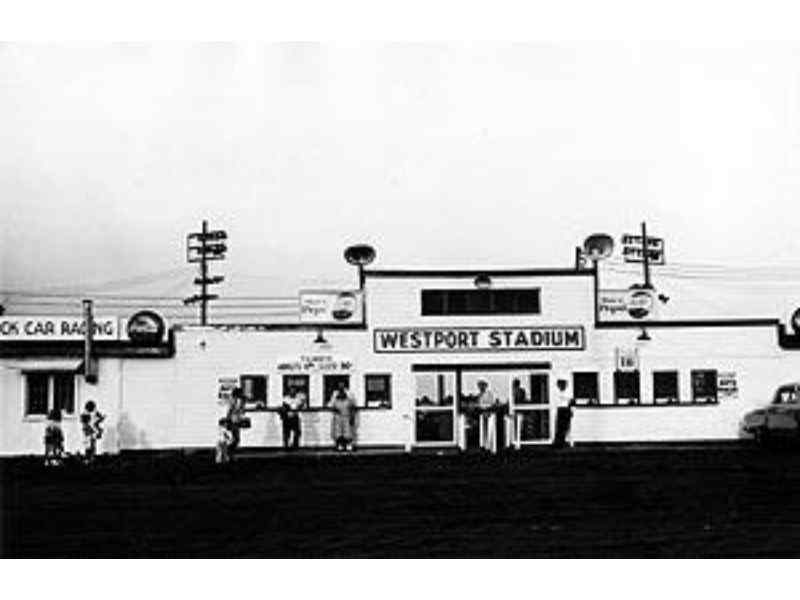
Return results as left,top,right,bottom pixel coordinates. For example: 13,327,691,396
330,383,357,452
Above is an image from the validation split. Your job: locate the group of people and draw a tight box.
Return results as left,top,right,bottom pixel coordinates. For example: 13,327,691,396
472,377,575,452
43,400,105,466
214,380,359,462
278,381,358,452
215,387,250,463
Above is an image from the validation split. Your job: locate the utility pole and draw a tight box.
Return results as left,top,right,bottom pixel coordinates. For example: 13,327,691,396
641,221,653,289
82,299,97,383
185,220,227,325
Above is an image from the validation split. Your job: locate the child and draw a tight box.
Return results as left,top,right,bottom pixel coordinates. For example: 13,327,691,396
44,408,64,467
215,418,234,464
80,400,106,463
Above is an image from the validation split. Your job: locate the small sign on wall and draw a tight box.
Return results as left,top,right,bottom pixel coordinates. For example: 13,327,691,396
277,354,354,373
299,290,364,324
718,372,738,398
615,348,639,371
218,377,238,400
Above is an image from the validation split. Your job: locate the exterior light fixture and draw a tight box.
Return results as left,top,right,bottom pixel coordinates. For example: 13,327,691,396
474,274,492,289
344,244,377,290
314,328,327,345
637,327,651,342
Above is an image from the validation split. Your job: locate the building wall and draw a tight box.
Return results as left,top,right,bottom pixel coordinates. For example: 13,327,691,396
118,327,412,450
5,272,800,455
0,359,123,456
572,326,797,442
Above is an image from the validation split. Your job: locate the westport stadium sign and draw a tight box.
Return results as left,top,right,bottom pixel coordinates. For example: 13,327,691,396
373,326,585,353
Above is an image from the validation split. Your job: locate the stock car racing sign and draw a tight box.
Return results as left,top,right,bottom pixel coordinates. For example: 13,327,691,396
374,326,585,353
0,315,120,341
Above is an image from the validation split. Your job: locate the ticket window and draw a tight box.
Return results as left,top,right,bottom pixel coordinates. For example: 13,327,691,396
653,371,679,405
691,370,718,404
282,375,310,407
572,372,599,406
614,370,641,405
323,374,351,408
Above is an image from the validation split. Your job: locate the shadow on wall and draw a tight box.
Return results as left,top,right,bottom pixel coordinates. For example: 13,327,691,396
117,411,150,450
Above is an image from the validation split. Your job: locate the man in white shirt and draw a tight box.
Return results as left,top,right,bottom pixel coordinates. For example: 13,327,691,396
554,379,575,448
280,388,305,449
476,379,497,452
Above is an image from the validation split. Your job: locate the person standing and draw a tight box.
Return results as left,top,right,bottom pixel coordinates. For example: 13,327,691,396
215,418,234,464
279,387,304,449
225,388,246,459
43,408,64,467
80,400,105,464
553,379,575,448
476,379,497,452
330,381,357,452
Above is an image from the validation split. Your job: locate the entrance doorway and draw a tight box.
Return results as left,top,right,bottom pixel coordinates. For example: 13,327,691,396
411,363,552,448
413,372,456,444
512,373,551,447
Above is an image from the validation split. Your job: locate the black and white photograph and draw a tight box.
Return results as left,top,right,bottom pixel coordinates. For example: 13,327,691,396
3,2,800,577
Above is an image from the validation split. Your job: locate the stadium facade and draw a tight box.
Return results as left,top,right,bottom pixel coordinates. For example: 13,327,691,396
3,258,800,456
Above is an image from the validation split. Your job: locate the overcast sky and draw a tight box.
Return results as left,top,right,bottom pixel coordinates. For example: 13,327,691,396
2,42,800,318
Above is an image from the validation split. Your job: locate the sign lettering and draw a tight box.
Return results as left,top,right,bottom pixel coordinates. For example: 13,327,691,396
621,234,666,265
373,326,585,353
277,354,354,372
299,290,364,324
0,316,119,341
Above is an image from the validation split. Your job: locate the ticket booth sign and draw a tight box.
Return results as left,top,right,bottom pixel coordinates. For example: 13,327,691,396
277,355,354,373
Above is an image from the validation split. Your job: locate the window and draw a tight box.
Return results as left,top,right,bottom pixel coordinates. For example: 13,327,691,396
323,375,351,407
773,385,800,405
414,372,456,443
613,370,640,405
653,371,679,405
282,375,310,405
415,373,455,407
421,289,541,316
573,372,599,406
365,374,392,409
691,370,718,404
240,375,268,411
24,372,75,417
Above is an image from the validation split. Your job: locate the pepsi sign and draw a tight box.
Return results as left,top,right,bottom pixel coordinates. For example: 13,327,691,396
126,310,166,345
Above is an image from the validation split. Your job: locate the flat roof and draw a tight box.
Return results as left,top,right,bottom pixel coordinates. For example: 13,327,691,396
363,267,594,278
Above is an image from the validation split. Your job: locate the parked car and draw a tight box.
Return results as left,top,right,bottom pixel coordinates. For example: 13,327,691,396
741,383,800,445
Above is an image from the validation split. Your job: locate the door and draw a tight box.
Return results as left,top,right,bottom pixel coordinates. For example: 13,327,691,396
460,372,511,451
512,372,551,446
414,372,457,445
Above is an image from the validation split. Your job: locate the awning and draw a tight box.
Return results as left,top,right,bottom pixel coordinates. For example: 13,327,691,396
2,359,83,372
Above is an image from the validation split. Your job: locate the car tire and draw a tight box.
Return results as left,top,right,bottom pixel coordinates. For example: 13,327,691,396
755,427,769,447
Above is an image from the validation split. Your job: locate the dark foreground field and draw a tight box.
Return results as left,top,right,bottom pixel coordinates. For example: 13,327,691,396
3,445,800,557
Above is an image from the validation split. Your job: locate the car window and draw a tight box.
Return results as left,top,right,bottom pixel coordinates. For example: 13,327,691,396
774,387,800,404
